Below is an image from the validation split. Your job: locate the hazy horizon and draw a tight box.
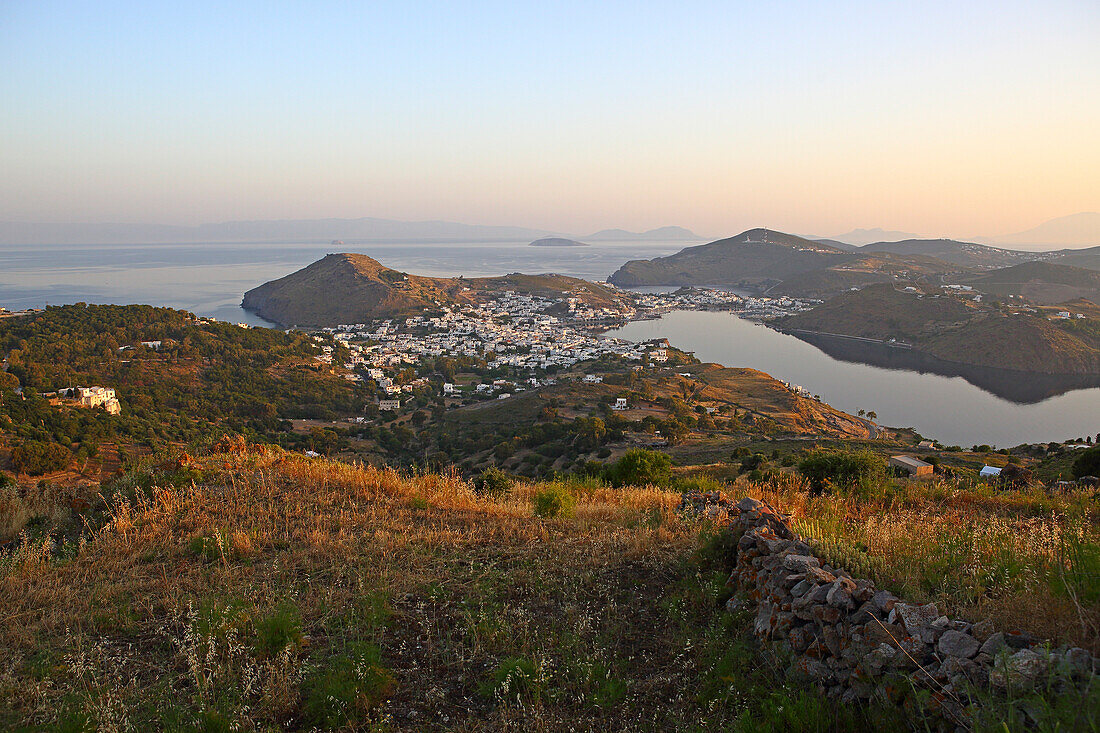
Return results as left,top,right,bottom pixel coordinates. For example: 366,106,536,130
2,1,1098,239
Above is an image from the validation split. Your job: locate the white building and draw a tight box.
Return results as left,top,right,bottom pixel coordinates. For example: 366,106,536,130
612,397,628,411
379,399,401,411
582,374,603,384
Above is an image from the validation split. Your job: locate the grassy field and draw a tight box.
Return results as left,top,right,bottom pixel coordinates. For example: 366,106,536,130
0,446,890,732
2,444,1096,730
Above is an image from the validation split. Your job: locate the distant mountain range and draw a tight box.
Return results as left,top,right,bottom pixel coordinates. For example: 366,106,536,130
585,226,702,241
0,218,704,245
977,212,1100,249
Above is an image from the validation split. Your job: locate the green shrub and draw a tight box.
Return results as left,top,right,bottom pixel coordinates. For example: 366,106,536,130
605,449,671,487
253,604,302,657
11,441,71,476
479,656,540,702
797,450,885,495
472,466,513,496
532,485,575,518
1072,446,1100,479
301,643,394,728
407,495,429,510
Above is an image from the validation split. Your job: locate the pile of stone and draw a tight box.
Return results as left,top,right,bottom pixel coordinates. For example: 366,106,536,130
714,494,1098,723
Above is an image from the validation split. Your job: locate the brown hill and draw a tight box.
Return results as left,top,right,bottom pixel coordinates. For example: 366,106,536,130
859,239,1040,269
608,229,968,298
782,284,1100,374
963,261,1100,304
242,253,624,326
607,229,852,288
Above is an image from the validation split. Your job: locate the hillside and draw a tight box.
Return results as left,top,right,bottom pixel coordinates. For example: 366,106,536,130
782,284,1100,373
987,212,1100,248
608,229,852,289
859,238,1039,269
1053,245,1100,272
963,261,1100,304
1,439,1096,730
607,229,969,298
242,253,625,326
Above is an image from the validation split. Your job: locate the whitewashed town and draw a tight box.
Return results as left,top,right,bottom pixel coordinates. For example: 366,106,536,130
303,285,821,411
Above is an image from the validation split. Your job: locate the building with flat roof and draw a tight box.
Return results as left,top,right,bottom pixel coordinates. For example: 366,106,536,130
889,455,933,477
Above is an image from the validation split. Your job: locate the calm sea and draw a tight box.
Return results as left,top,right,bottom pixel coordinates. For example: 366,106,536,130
0,239,688,326
2,240,1098,446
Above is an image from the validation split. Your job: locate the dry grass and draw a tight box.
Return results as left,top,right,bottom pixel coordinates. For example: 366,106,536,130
736,473,1100,652
0,448,813,731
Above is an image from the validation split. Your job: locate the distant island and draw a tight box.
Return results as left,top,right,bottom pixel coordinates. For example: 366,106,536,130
529,237,588,247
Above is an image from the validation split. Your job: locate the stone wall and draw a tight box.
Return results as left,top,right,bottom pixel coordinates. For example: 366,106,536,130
682,492,1098,725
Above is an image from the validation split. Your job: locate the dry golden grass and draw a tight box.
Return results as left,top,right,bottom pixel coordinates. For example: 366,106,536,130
0,448,772,731
735,474,1100,652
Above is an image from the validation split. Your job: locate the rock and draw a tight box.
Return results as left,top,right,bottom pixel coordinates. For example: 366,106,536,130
736,497,764,512
806,566,837,584
790,579,814,597
890,602,940,639
1062,647,1098,677
789,625,817,652
1004,630,1032,649
871,590,898,613
781,554,821,573
826,583,855,610
979,632,1008,657
806,584,831,604
862,643,897,676
791,655,833,683
969,619,994,642
938,630,980,659
991,648,1049,689
725,595,747,613
850,601,881,625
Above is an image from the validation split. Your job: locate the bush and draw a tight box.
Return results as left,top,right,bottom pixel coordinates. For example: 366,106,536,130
1072,446,1100,479
532,485,575,518
301,643,394,728
472,466,512,497
11,441,72,476
796,450,885,495
479,656,540,702
604,449,671,488
253,604,302,657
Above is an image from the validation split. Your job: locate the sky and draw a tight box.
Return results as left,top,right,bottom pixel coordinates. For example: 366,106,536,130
1,0,1098,239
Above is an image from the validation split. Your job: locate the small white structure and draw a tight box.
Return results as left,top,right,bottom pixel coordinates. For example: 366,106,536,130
379,399,400,411
980,465,1002,478
649,348,668,362
141,340,162,350
304,450,321,458
918,440,934,449
582,374,603,384
75,386,122,415
613,397,628,411
443,383,455,394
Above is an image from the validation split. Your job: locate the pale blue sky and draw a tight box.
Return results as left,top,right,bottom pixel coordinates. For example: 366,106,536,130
2,0,1098,237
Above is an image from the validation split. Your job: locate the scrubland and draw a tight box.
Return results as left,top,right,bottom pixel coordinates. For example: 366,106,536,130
0,444,1096,731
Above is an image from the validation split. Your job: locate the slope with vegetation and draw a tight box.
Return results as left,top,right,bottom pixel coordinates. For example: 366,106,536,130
1,441,1096,730
781,284,1100,373
0,304,367,482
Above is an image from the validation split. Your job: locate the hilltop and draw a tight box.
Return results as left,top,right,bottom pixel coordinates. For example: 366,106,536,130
859,238,1040,269
781,284,1100,373
607,229,968,298
608,229,851,290
242,253,625,326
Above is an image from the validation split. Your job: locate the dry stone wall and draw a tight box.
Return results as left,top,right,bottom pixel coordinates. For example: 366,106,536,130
681,492,1098,725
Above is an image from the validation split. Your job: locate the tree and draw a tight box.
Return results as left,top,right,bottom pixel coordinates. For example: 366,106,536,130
1072,446,1100,479
866,411,877,422
11,440,72,476
857,409,865,417
797,450,885,495
605,449,672,487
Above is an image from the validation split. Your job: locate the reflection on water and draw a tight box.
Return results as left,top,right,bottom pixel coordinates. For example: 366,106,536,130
604,310,1100,447
787,331,1100,403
